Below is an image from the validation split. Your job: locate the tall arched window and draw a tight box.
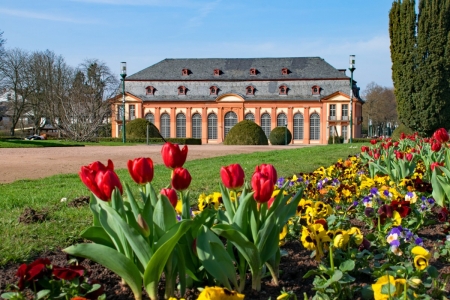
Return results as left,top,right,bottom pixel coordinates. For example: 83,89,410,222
145,113,154,124
208,113,217,139
310,113,320,140
192,113,202,139
277,113,287,127
224,111,238,137
245,113,255,122
160,113,170,138
261,113,271,138
176,113,186,138
293,113,304,140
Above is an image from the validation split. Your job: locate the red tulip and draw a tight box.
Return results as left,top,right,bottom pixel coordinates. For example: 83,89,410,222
361,146,369,153
431,140,442,152
370,139,378,145
395,150,404,160
220,164,245,190
374,152,381,160
171,167,192,191
405,153,413,161
431,162,444,171
251,171,274,203
433,128,449,143
161,188,178,207
393,142,399,147
127,157,154,185
400,133,406,140
79,160,123,201
161,142,188,169
254,164,278,185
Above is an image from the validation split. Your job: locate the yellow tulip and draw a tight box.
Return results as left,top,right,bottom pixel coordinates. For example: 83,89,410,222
197,286,245,300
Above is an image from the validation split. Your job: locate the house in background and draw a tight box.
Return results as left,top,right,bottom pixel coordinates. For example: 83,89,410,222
109,57,364,144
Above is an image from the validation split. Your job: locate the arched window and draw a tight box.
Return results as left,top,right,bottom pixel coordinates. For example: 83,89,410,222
176,113,186,138
245,113,255,122
145,113,154,124
277,113,287,127
293,113,304,140
192,113,202,139
261,113,271,138
160,113,170,138
310,113,320,140
208,113,217,139
224,111,238,137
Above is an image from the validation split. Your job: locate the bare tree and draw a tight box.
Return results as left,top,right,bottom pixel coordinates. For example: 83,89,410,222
0,48,34,136
55,59,118,141
362,82,398,136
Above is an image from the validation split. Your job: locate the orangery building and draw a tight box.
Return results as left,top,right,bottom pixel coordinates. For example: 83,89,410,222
110,57,364,144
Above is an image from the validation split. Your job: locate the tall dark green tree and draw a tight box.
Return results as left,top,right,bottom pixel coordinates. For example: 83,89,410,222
389,0,450,136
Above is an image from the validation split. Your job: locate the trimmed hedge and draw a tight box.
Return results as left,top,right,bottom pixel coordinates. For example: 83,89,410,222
269,126,292,145
126,118,160,139
224,120,268,145
391,124,415,141
328,135,344,144
97,137,202,145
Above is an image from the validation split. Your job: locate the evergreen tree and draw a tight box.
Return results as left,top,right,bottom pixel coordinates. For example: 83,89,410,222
389,0,450,136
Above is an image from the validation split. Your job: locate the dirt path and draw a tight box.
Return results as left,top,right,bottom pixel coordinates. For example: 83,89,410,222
0,144,309,184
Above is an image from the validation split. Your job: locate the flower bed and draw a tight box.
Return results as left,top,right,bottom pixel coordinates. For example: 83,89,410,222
2,129,450,300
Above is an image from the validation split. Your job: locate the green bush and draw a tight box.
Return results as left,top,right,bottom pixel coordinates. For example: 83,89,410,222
96,137,201,145
328,135,344,144
224,120,268,145
391,123,415,141
269,126,292,145
126,118,161,139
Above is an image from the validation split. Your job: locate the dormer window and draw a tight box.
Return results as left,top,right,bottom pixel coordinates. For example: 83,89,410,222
281,68,289,75
312,85,321,95
210,86,218,95
246,85,255,95
279,85,288,95
249,68,257,76
145,86,155,95
182,68,190,76
178,86,187,95
213,69,221,76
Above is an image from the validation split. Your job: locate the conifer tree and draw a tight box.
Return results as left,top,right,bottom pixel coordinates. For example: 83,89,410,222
389,0,450,136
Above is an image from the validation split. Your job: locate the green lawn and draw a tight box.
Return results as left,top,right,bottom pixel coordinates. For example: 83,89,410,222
0,144,363,266
0,139,146,148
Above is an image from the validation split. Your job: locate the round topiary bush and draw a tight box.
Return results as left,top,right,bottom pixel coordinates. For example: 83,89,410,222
269,126,292,145
391,123,414,141
223,120,268,145
126,118,161,139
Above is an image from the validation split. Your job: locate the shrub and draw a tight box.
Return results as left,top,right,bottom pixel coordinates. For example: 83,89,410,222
126,118,161,139
269,126,292,145
391,123,415,141
223,120,268,145
96,137,201,144
328,135,344,144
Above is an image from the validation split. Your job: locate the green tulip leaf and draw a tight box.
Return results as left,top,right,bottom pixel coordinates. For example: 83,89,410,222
98,207,127,256
232,191,254,233
143,220,193,300
100,202,152,268
212,224,261,276
153,194,177,239
219,182,235,221
64,243,142,299
80,226,115,248
124,183,141,220
197,225,238,290
431,169,445,207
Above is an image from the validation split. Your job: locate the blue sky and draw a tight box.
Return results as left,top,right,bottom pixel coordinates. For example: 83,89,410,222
1,0,395,94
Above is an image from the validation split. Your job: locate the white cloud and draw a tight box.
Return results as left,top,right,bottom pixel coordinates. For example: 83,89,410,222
0,7,98,23
187,0,220,27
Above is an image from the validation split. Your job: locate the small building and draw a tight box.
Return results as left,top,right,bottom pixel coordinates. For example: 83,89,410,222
110,57,364,144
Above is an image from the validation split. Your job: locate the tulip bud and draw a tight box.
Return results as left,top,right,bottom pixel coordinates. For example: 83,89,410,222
405,153,413,161
171,167,192,191
79,159,122,201
137,214,150,237
255,164,278,185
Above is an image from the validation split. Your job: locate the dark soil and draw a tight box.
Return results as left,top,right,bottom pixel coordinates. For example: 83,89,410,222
2,219,450,299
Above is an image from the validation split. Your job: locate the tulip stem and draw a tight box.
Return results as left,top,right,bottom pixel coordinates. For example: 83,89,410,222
329,244,335,272
181,191,190,220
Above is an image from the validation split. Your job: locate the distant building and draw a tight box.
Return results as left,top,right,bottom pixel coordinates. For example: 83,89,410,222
110,57,364,144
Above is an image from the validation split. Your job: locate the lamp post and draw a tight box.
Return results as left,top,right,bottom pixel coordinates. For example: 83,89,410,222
120,62,127,143
285,119,288,145
349,55,355,143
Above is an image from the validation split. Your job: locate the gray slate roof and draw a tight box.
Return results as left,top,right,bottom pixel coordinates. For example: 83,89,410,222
127,57,349,81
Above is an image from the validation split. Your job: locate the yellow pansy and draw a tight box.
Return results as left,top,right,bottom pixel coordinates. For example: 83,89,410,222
392,211,402,227
197,287,244,300
291,174,298,182
314,201,332,218
279,224,288,246
347,227,363,245
372,275,406,300
333,231,349,249
175,200,182,214
411,246,431,270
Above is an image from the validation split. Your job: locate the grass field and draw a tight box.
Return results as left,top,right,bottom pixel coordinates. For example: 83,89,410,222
0,144,363,266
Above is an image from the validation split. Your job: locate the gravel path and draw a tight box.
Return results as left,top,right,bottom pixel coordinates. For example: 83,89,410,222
0,144,308,183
